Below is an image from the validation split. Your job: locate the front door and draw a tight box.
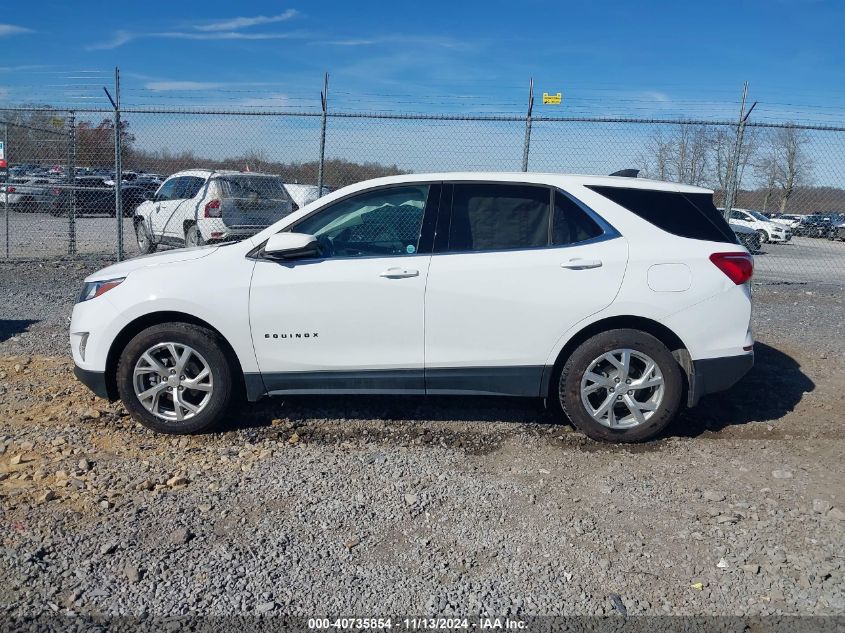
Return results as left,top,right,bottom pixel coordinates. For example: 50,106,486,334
249,183,439,394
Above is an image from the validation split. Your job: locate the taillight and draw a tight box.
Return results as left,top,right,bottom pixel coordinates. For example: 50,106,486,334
710,252,753,285
204,199,221,218
7,186,15,193
50,188,61,196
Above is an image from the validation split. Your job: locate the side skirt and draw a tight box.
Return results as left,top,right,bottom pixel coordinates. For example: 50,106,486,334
244,366,545,400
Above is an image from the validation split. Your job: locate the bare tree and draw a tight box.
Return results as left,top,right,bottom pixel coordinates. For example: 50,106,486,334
639,124,711,186
754,124,812,212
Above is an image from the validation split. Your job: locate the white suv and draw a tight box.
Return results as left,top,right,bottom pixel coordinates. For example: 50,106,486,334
723,208,791,244
133,169,294,252
71,173,754,443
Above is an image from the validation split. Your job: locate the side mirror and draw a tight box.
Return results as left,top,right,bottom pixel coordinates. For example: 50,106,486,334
264,232,320,260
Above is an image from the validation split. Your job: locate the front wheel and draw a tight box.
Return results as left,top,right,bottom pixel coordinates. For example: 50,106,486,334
116,323,234,434
557,329,683,442
757,229,769,244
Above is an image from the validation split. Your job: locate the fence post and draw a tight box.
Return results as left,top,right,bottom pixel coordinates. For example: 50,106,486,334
113,67,124,261
317,72,329,192
521,78,534,172
3,122,8,259
67,112,77,256
723,82,756,220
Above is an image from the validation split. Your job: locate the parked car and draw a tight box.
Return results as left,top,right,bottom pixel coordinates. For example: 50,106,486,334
826,214,845,241
730,222,761,253
772,214,805,233
283,183,332,210
71,172,754,443
49,178,150,217
1,176,56,211
721,208,791,244
132,170,295,253
801,213,837,238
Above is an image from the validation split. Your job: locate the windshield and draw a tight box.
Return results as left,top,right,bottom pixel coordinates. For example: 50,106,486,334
749,210,770,221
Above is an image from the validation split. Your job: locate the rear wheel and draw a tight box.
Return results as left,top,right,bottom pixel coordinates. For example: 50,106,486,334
557,329,683,442
116,323,234,434
135,220,157,254
185,223,204,247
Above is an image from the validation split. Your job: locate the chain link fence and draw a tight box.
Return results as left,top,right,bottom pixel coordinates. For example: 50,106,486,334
1,104,843,285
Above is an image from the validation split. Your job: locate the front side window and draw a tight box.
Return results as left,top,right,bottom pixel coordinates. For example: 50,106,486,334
178,176,206,199
447,183,550,252
156,178,179,201
294,185,429,258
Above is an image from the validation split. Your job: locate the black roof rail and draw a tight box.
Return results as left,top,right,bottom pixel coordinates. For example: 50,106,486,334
609,169,640,178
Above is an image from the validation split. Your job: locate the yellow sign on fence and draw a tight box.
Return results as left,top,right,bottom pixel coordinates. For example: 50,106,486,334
542,92,562,105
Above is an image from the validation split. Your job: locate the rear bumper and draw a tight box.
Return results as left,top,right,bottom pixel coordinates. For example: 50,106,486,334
73,365,111,400
688,352,754,407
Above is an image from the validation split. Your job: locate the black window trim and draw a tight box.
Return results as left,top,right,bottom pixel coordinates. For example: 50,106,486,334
248,181,442,262
433,180,619,256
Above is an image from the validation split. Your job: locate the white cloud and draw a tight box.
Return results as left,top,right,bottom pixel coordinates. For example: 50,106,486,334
155,30,300,41
0,23,33,37
88,28,302,50
193,9,298,32
87,30,134,50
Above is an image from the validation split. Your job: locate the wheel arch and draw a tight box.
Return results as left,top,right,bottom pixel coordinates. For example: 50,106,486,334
103,310,251,401
541,315,691,402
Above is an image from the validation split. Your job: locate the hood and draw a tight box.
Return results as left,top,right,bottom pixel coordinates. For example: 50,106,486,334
84,246,218,282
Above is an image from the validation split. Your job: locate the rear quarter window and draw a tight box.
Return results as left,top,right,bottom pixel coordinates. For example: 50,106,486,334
588,186,737,244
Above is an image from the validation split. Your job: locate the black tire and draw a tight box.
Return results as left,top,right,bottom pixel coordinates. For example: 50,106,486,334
557,329,683,443
757,229,769,244
185,223,204,247
116,323,234,434
135,220,157,254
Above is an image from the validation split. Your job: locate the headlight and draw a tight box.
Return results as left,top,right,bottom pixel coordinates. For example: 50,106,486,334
78,277,125,303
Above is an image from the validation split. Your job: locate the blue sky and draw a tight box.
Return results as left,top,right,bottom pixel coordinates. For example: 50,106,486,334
2,0,845,121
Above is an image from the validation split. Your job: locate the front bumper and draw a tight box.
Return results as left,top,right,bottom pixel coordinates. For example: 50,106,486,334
688,352,754,407
73,365,112,400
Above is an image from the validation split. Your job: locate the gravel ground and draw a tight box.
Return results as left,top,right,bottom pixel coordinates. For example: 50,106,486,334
0,258,844,622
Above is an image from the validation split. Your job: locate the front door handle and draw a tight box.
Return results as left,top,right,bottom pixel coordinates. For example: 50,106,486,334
561,258,603,270
380,268,419,279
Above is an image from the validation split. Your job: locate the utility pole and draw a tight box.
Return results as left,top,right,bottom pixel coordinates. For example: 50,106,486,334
3,122,8,259
67,112,77,256
317,72,329,193
113,67,124,261
521,77,534,172
723,82,757,220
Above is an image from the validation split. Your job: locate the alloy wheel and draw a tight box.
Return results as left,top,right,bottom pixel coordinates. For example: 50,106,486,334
580,348,665,429
133,342,213,422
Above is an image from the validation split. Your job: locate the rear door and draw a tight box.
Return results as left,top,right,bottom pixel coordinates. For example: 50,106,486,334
424,182,628,395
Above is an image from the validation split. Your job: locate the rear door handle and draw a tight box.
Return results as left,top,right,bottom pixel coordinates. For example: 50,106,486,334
561,258,603,270
380,268,419,279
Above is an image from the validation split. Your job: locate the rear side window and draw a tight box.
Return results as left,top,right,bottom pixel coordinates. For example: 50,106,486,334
553,191,604,245
588,186,737,243
448,183,550,252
